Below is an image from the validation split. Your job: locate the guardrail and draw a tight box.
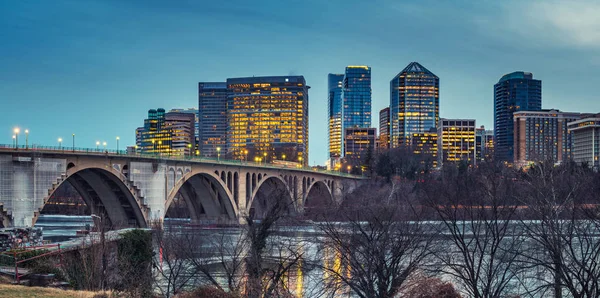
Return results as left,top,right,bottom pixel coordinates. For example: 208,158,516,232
0,144,364,178
0,243,63,284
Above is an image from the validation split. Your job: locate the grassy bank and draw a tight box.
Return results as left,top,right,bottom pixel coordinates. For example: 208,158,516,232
0,284,108,298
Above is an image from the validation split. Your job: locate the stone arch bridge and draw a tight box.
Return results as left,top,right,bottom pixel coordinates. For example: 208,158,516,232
0,148,363,228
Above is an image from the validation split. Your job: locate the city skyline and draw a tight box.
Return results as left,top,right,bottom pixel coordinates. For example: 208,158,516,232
2,1,600,165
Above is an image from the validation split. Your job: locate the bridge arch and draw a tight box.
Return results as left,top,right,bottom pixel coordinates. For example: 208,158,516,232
303,180,334,215
248,175,295,220
37,164,148,228
166,169,238,222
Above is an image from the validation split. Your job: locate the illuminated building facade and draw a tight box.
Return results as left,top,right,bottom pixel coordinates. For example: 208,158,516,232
379,107,390,150
494,71,542,163
514,109,586,166
136,108,195,156
438,119,476,167
342,66,372,130
568,114,600,171
390,62,439,148
169,108,199,150
411,128,438,169
343,128,377,163
475,126,494,162
226,76,309,165
198,82,228,157
328,74,344,160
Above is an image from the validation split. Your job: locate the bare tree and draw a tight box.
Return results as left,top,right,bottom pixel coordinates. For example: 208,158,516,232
420,163,525,298
517,161,600,298
318,179,432,298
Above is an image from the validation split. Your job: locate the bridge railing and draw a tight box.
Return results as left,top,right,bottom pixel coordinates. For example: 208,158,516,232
0,144,363,178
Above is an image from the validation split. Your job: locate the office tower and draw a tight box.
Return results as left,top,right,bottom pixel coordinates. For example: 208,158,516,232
136,108,195,156
494,71,542,163
475,126,494,162
328,74,344,161
379,107,390,150
198,82,228,157
169,108,199,151
226,76,309,165
568,114,600,171
342,66,372,130
344,127,377,164
411,128,438,169
438,119,476,167
390,62,439,148
513,109,585,166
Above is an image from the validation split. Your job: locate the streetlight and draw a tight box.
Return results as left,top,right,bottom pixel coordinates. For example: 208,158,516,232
187,144,192,158
217,147,221,162
282,154,286,160
58,138,63,150
72,133,75,152
96,141,100,151
244,149,248,163
25,129,29,149
116,137,120,154
103,141,107,151
263,152,267,165
12,135,16,147
13,128,19,148
347,165,351,174
299,156,303,167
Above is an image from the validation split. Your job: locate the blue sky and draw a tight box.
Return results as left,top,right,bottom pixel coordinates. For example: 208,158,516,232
1,0,600,165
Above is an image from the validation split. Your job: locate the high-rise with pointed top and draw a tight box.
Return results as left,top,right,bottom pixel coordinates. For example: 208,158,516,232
390,62,439,148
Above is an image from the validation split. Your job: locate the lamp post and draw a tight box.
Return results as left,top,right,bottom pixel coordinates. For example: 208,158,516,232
299,156,303,167
102,141,107,151
282,154,286,161
13,128,19,148
12,135,15,148
217,147,221,162
96,141,100,151
58,138,63,150
263,152,267,165
25,129,29,149
158,140,162,157
116,137,120,154
347,165,351,174
72,134,75,152
187,144,192,158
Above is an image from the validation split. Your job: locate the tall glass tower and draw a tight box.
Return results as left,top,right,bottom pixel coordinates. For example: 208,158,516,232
493,71,542,163
328,74,344,159
390,62,439,148
198,82,228,157
342,66,372,129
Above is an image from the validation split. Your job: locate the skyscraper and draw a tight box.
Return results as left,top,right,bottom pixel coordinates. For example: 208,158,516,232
514,110,587,166
169,108,199,150
226,76,309,165
198,82,228,157
494,71,542,163
379,107,390,150
328,74,344,160
344,127,377,163
342,66,372,130
390,62,439,148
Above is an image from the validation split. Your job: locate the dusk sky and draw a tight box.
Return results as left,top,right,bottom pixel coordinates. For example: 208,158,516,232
2,0,600,164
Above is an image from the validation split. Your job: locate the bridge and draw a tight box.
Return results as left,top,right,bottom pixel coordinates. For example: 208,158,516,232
0,145,364,228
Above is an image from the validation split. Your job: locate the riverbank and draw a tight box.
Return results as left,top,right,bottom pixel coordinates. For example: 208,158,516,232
0,284,109,297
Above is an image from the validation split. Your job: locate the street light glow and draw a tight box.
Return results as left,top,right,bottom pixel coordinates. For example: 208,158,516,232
14,128,19,134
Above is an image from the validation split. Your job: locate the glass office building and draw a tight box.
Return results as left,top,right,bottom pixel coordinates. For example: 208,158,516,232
136,108,195,156
568,114,600,171
226,76,309,165
328,73,344,160
494,71,542,163
475,126,494,162
342,66,372,130
438,119,477,167
379,107,390,150
344,127,377,163
390,62,439,148
198,82,228,157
